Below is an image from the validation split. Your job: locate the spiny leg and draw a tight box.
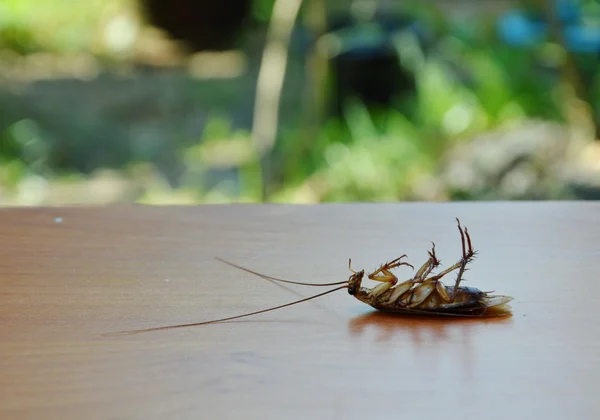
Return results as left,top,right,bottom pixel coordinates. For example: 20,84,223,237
368,255,414,284
413,242,441,282
387,244,442,306
451,218,476,297
384,244,440,304
384,244,443,305
427,218,476,300
368,255,414,297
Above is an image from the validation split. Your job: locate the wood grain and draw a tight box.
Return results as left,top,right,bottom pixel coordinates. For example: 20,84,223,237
1,203,599,419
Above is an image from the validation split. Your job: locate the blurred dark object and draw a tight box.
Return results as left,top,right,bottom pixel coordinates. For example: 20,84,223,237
321,11,431,117
140,0,253,51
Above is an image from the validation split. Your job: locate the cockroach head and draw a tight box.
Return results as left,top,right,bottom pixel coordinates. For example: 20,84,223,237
346,258,364,295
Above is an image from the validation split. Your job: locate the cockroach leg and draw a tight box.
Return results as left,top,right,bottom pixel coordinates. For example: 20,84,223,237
425,218,476,300
348,258,356,274
413,242,441,282
368,255,412,284
435,280,452,302
367,255,414,298
451,218,476,298
406,283,437,308
427,242,440,268
413,258,431,282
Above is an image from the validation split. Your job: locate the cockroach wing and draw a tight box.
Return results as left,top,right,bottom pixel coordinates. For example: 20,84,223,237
480,295,513,307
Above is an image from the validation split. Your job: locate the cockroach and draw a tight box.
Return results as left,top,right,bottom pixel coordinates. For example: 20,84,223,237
107,218,513,336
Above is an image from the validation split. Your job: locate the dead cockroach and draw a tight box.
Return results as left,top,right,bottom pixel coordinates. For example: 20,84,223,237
107,218,512,336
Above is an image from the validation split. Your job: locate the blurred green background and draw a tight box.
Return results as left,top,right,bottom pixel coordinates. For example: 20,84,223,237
1,0,599,206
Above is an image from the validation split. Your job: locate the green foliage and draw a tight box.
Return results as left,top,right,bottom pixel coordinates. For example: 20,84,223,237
0,0,132,55
251,0,276,23
0,1,597,205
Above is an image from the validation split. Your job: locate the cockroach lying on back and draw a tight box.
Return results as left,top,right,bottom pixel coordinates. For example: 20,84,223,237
108,219,513,335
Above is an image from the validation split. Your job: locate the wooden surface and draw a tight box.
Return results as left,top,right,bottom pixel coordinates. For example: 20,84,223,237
1,202,599,419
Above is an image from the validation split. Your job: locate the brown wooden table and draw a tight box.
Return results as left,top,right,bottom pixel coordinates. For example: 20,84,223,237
1,203,598,419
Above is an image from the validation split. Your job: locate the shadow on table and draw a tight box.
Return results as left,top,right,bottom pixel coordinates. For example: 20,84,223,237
348,310,513,346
